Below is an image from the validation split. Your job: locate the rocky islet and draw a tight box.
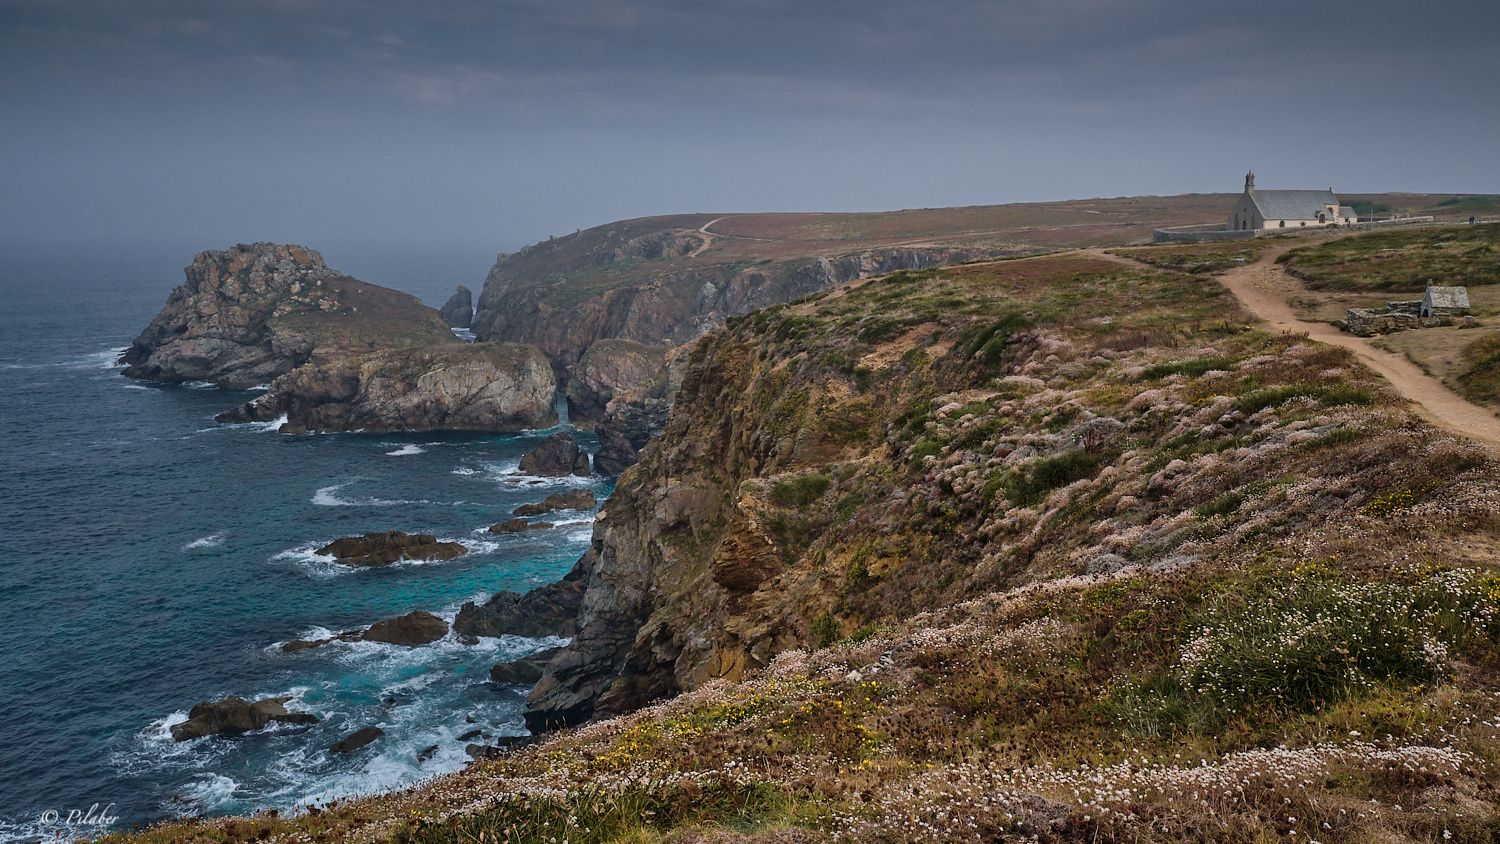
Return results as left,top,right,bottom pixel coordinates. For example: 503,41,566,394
120,243,457,389
315,531,467,567
170,696,319,742
517,432,592,476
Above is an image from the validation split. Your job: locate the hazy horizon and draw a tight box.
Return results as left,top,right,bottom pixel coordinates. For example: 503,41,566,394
3,0,1497,255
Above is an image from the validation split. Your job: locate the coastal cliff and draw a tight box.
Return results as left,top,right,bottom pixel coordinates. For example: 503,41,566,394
522,254,1495,733
120,242,457,388
105,208,1500,844
216,342,557,433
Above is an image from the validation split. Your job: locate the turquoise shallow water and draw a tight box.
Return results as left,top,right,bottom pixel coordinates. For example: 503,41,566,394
0,243,593,841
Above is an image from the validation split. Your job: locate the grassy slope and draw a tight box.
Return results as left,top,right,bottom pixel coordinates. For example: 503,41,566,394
272,275,459,354
105,247,1500,844
485,194,1489,299
1276,223,1500,294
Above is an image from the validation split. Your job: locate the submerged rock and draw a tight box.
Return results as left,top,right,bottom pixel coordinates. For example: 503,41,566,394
281,630,362,653
170,695,319,741
440,286,473,329
329,726,385,754
120,242,456,389
216,342,557,433
491,646,565,685
316,531,467,567
489,518,552,534
518,432,591,477
361,611,449,646
512,489,597,516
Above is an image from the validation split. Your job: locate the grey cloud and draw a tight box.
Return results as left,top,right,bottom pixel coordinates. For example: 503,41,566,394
0,0,1495,248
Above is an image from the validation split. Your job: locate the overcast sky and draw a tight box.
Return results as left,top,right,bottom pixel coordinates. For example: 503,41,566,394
2,0,1496,252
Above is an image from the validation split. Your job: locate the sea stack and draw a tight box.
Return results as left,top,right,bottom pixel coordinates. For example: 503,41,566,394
441,286,473,328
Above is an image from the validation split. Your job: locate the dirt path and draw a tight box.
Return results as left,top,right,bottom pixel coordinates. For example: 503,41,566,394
1088,247,1500,448
689,217,728,258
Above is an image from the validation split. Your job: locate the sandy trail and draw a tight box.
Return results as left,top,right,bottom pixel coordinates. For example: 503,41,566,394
690,217,727,258
1085,247,1500,448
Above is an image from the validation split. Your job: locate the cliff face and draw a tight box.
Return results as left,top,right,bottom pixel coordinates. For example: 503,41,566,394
564,339,670,425
120,243,457,389
216,342,557,433
471,217,1010,379
522,254,1479,732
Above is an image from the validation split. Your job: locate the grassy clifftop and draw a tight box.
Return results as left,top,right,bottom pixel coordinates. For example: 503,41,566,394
110,245,1500,843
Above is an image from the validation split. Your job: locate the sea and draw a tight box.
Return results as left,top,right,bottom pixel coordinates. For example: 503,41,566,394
0,241,602,842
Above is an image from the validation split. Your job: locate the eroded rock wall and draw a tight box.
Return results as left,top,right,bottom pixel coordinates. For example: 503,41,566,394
217,342,557,432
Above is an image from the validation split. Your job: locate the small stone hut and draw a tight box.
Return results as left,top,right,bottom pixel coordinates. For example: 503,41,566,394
1347,285,1470,336
1421,286,1470,319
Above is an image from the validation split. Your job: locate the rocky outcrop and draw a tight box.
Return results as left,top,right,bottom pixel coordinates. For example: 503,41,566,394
316,531,467,567
361,611,449,646
441,286,473,328
216,342,557,433
452,551,592,641
518,433,591,476
594,395,671,476
170,696,318,741
490,647,566,685
489,518,552,534
121,242,456,389
329,727,385,754
565,340,668,424
513,489,596,515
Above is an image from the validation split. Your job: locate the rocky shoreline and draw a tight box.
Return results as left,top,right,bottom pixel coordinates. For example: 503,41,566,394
132,232,1017,757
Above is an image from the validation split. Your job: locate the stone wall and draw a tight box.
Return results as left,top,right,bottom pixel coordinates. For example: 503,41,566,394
1346,308,1419,337
1153,224,1257,243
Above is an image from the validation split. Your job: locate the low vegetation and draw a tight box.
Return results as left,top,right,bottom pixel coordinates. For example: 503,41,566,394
104,251,1500,844
1111,243,1263,274
1278,223,1500,292
1460,334,1500,404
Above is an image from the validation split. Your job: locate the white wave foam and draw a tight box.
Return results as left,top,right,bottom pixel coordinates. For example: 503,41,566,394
310,483,440,508
312,484,352,506
122,383,152,390
247,414,288,433
183,532,227,551
115,628,579,824
385,444,425,456
448,537,498,557
183,381,219,390
183,774,240,812
451,466,479,476
273,542,350,578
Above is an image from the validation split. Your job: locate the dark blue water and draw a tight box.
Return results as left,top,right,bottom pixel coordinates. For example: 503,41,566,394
0,243,596,841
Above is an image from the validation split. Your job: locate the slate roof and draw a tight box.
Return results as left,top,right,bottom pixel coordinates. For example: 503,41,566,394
1249,190,1339,221
1424,286,1470,311
1338,206,1358,219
